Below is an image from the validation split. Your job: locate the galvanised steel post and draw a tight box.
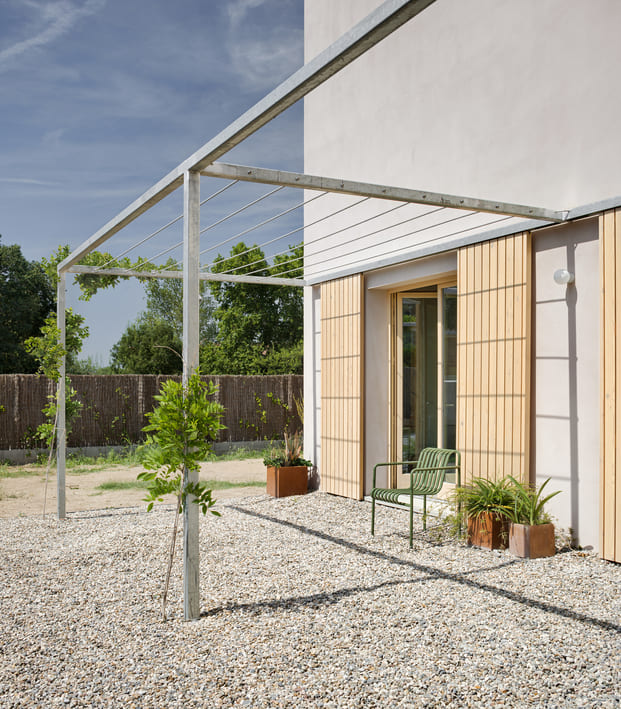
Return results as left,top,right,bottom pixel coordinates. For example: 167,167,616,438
182,170,201,620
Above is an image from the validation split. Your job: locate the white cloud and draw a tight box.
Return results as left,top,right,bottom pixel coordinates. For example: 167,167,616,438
0,177,60,186
0,0,106,72
226,0,269,27
42,128,65,148
227,26,303,91
222,0,303,91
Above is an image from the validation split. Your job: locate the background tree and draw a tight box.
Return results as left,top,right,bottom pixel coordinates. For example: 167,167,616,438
110,317,183,374
200,242,303,374
142,260,217,343
0,236,55,373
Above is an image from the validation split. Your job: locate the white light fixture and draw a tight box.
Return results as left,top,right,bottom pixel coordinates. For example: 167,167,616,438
553,268,574,285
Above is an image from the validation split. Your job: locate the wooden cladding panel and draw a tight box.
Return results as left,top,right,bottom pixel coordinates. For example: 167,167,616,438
600,210,621,563
320,274,364,499
457,233,531,484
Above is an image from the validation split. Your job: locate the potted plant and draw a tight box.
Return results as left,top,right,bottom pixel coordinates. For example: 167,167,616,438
263,432,311,498
503,476,561,558
452,477,514,550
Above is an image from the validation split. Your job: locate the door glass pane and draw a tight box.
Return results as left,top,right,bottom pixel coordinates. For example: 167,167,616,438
402,297,437,462
442,287,457,452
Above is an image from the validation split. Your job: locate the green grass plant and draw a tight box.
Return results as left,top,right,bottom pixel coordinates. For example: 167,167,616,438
7,443,263,478
204,447,265,462
95,478,265,492
504,476,560,525
96,480,150,491
0,464,42,479
203,479,265,490
452,476,515,519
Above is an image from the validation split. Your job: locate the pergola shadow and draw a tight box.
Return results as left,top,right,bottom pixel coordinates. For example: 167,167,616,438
227,504,621,635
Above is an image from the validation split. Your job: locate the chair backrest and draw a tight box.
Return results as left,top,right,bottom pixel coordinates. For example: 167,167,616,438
413,447,460,493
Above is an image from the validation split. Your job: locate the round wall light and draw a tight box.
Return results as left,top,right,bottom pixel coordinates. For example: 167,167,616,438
553,268,574,285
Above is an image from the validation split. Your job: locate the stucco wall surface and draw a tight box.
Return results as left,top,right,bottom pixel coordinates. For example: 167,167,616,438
532,219,599,549
304,0,621,278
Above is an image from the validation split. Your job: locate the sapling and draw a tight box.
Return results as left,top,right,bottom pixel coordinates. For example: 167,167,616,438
138,372,225,621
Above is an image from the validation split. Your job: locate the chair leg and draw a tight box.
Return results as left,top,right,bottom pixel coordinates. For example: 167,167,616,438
423,495,427,531
409,496,414,548
371,496,375,536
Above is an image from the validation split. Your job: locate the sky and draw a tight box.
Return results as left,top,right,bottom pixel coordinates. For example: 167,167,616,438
0,0,304,364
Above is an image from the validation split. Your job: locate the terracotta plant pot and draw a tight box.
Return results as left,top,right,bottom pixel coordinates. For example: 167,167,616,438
509,522,555,558
266,465,308,498
467,512,509,550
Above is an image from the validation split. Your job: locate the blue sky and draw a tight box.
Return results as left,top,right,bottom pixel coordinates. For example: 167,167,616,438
0,0,304,363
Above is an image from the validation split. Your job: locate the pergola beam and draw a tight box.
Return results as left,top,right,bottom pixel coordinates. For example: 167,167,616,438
57,0,437,274
202,162,566,223
67,265,305,288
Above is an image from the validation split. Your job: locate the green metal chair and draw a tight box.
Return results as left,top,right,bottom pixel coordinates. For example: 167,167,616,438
371,447,461,548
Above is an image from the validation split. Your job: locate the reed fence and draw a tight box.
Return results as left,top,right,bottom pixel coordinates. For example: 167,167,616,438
0,374,303,449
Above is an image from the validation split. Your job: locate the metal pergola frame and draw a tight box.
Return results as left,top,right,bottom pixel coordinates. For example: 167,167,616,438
54,0,570,621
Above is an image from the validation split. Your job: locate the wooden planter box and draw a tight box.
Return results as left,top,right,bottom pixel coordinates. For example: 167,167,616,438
266,465,308,498
509,522,556,558
467,512,509,550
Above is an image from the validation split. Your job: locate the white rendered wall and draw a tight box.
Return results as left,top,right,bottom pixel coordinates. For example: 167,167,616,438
303,285,322,478
532,219,599,550
304,0,621,278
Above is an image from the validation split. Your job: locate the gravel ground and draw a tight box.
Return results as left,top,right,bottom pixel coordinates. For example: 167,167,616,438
0,492,619,708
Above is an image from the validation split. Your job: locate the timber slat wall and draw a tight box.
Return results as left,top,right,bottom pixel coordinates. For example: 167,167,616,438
600,209,621,563
456,233,531,484
320,274,364,499
0,374,302,449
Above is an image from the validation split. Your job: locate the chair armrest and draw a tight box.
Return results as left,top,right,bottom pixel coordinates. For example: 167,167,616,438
372,461,419,488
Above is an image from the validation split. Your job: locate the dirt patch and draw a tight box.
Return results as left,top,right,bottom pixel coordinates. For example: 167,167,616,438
0,458,266,518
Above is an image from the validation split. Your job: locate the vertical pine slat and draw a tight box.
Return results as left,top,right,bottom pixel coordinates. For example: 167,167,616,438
320,274,364,499
488,239,499,477
601,209,620,562
480,240,491,477
457,233,531,484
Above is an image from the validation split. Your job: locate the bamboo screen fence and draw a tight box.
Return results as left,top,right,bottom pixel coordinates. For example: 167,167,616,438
0,374,302,450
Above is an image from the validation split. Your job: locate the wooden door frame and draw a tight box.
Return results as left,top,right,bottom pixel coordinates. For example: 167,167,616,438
389,279,457,487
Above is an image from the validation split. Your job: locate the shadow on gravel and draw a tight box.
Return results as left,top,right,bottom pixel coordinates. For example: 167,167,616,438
202,575,457,618
66,507,145,520
228,504,621,635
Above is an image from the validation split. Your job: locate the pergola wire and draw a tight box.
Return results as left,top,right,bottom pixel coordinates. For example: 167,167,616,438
94,213,184,271
300,204,446,271
199,185,284,238
223,199,424,278
217,241,304,277
304,212,515,278
174,189,328,271
243,201,418,276
77,177,522,285
202,194,372,274
94,179,240,272
254,257,304,280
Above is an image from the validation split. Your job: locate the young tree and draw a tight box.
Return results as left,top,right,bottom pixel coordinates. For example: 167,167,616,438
23,310,89,449
138,372,225,621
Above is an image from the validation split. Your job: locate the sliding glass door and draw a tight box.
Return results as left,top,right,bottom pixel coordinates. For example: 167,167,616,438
393,284,457,487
